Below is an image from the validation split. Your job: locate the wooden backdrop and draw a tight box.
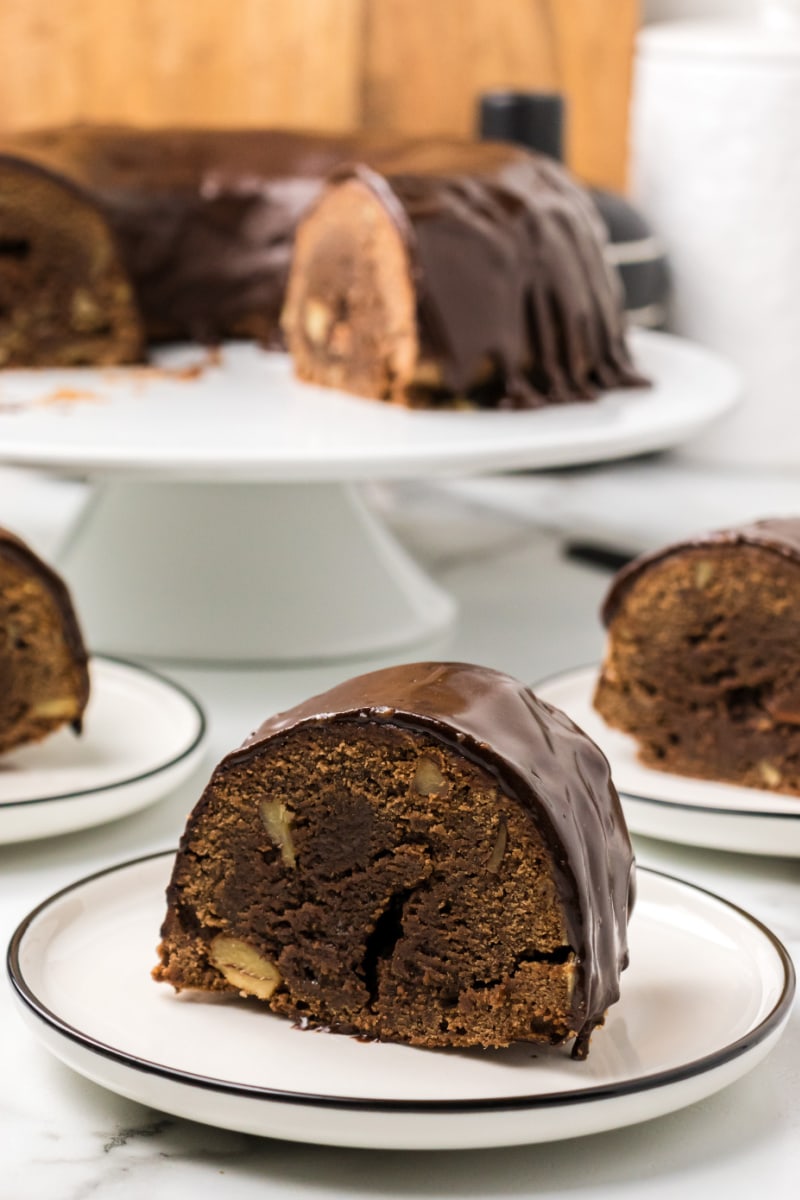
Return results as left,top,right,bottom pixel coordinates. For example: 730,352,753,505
0,0,639,188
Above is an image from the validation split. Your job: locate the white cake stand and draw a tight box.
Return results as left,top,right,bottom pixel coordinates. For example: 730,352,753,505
0,331,739,662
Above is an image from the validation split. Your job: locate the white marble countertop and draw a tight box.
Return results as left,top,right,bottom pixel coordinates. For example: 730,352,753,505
1,465,798,1199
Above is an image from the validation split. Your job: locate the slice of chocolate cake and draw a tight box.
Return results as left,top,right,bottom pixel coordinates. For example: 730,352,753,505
0,528,90,754
0,156,143,367
154,662,634,1058
281,148,643,408
594,517,800,794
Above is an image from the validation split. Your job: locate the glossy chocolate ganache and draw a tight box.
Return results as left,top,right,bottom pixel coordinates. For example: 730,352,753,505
595,517,800,794
283,146,645,406
0,126,643,406
155,662,634,1057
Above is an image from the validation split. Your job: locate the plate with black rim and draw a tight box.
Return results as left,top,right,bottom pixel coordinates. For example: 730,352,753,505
0,657,206,843
6,850,793,1150
535,665,800,857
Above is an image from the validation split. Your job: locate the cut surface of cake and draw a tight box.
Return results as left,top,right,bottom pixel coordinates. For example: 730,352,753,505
0,527,90,754
0,155,142,367
594,517,800,794
154,662,634,1058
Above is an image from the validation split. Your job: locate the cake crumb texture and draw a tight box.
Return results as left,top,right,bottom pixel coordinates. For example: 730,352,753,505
595,531,800,794
0,529,90,754
0,157,142,367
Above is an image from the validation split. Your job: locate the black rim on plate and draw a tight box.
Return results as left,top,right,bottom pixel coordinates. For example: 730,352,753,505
6,851,795,1115
0,655,207,809
534,665,800,822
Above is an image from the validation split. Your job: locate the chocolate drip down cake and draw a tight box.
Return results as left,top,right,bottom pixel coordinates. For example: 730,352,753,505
155,662,634,1058
282,148,642,407
0,527,89,754
594,518,800,794
0,126,642,407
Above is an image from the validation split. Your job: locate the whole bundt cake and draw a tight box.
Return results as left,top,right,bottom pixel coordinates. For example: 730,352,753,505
1,126,641,407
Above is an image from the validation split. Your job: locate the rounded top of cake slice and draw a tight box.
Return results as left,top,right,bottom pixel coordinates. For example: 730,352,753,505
224,660,634,1051
601,516,800,626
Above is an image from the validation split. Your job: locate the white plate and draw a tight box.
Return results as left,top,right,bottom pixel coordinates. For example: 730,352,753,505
0,658,206,843
535,666,800,857
7,852,793,1150
0,331,738,481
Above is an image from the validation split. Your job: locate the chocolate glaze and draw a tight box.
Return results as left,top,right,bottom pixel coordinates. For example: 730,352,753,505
1,126,642,404
223,661,634,1056
327,152,643,406
0,527,90,731
602,517,800,627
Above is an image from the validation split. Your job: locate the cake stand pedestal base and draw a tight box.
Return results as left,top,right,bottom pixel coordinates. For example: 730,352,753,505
57,481,455,663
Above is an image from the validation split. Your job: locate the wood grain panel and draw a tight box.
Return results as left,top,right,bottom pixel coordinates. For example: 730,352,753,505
363,0,638,187
547,0,639,189
362,0,559,135
0,0,637,185
0,0,365,132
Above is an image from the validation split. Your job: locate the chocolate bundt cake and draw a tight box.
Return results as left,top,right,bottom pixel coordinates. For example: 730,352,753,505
154,662,634,1058
594,517,800,794
0,527,90,754
0,126,641,406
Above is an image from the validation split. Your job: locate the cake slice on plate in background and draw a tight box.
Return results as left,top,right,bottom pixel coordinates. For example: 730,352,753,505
594,517,800,795
0,527,90,754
